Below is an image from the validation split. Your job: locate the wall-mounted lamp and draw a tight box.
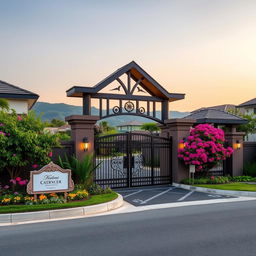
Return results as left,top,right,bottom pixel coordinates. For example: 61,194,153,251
235,140,241,150
83,137,89,152
178,138,186,149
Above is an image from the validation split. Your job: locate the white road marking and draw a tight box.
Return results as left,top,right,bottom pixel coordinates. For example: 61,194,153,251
208,194,222,198
177,191,194,201
140,187,175,204
132,199,144,204
123,190,143,198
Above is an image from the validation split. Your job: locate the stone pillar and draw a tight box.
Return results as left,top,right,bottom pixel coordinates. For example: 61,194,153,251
65,115,99,161
161,119,195,183
225,132,245,176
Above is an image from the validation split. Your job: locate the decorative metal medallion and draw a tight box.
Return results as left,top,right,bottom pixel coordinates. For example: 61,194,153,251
138,107,145,114
132,154,144,176
110,156,126,176
124,101,134,112
112,106,120,114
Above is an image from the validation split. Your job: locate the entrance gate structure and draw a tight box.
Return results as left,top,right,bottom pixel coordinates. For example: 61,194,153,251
66,61,185,187
95,132,172,188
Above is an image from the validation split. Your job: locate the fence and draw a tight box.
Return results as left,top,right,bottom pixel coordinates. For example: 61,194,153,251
244,142,256,164
52,141,74,162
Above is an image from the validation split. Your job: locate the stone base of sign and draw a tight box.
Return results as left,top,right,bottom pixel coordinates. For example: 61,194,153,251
0,194,123,225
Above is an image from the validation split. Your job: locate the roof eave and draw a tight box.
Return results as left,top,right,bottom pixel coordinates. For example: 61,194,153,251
195,118,248,125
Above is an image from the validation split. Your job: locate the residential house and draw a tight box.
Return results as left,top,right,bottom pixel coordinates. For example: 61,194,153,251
237,98,256,141
0,80,39,114
117,121,143,132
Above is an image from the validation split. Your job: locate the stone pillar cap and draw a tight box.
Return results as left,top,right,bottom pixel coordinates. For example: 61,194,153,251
164,118,195,125
65,115,100,123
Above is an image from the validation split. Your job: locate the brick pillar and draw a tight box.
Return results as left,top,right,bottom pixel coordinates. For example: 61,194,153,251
225,132,245,176
161,119,195,183
65,115,99,161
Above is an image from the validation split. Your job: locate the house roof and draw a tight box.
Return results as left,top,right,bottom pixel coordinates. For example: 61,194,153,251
192,104,236,113
183,109,248,125
0,80,39,109
117,121,144,127
66,61,185,102
237,98,256,108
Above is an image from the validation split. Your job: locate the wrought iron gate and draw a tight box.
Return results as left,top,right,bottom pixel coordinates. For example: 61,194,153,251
94,133,172,188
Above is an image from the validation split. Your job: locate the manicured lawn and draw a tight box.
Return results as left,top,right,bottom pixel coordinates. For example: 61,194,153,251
0,192,118,214
195,183,256,192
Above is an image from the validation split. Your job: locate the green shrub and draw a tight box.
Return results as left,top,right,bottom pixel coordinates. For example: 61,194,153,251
208,176,229,184
230,176,256,182
0,110,59,181
243,161,256,177
88,184,112,195
58,154,101,189
181,176,230,185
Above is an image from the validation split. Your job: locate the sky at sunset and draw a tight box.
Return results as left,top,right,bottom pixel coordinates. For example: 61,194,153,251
0,0,255,111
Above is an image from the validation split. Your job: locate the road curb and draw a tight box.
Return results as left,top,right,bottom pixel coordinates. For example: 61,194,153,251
0,194,123,225
173,183,256,197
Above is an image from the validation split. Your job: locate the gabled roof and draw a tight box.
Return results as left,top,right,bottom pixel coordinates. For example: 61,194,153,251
0,80,39,109
237,98,256,108
183,109,247,125
67,61,185,102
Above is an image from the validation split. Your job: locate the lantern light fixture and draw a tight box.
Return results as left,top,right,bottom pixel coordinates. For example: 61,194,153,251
83,137,89,152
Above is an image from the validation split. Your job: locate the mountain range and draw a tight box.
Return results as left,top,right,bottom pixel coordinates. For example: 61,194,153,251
33,102,190,126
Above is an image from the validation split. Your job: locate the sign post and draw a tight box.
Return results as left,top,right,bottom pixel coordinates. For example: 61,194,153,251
27,162,74,201
189,164,195,185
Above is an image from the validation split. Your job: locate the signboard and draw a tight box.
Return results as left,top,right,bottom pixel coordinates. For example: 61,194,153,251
189,164,196,174
27,162,74,194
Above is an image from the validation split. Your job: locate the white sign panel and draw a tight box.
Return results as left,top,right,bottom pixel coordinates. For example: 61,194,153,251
27,162,74,194
189,165,196,173
33,171,69,192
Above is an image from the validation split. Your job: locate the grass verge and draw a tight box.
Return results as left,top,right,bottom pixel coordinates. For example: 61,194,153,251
0,192,118,214
195,182,256,192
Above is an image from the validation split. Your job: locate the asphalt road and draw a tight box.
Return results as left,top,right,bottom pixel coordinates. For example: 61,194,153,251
1,200,256,256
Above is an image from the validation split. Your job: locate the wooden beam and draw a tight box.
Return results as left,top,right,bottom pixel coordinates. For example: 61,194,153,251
83,94,91,115
90,93,163,102
99,98,102,118
153,101,156,117
106,99,109,115
161,100,169,121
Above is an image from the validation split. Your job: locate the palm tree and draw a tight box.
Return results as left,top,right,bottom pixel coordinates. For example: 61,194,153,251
141,123,160,134
0,99,9,110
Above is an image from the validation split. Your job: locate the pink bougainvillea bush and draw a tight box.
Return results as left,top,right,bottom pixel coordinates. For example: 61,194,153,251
178,124,234,172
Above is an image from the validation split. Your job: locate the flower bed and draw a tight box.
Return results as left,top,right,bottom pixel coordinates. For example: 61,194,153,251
0,192,118,214
0,177,112,206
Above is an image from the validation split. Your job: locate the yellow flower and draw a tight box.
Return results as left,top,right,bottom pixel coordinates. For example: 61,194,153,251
77,190,89,197
24,196,34,201
2,198,11,203
13,196,21,202
68,193,77,200
39,194,47,201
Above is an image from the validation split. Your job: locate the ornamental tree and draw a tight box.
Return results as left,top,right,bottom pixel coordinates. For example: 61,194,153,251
0,110,59,181
178,124,234,172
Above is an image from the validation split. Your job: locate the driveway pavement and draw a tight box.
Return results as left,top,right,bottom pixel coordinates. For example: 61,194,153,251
115,186,235,206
